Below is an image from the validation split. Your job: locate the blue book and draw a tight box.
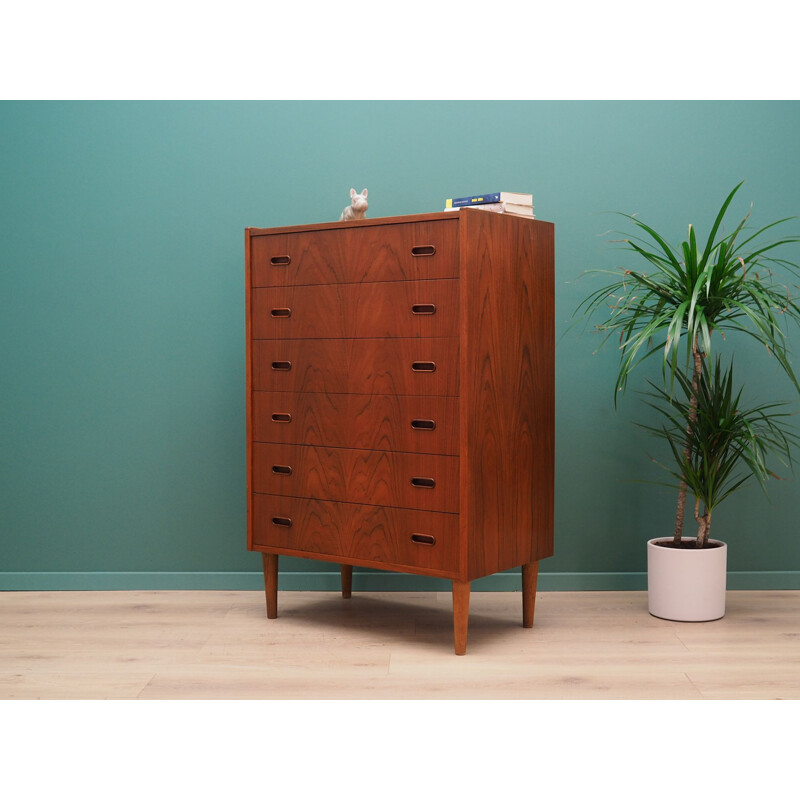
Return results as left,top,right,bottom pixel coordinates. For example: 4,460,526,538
446,191,533,208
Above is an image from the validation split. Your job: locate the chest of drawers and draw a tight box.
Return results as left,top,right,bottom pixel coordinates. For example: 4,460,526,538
245,210,554,654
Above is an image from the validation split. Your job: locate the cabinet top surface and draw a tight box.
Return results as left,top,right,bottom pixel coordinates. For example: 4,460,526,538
246,209,551,237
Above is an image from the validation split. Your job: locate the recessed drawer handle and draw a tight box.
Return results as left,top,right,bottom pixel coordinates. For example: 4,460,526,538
411,419,436,430
412,304,437,315
271,361,292,371
272,516,292,527
271,412,292,423
411,361,436,372
270,255,291,266
411,477,436,489
411,245,436,257
411,533,436,546
271,308,292,318
272,465,293,475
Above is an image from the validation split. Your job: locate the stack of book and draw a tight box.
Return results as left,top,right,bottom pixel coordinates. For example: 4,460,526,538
444,191,534,218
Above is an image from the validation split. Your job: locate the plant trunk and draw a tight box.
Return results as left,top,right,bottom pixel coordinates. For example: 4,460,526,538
673,339,705,544
693,496,712,548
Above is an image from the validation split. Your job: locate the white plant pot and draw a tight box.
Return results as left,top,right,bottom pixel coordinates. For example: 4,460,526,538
647,537,728,622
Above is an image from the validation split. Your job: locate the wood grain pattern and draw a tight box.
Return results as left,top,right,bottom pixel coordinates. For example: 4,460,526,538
252,391,459,455
248,211,461,236
253,442,459,512
5,591,800,699
252,279,459,339
522,561,539,628
252,494,459,577
340,565,353,598
452,580,470,656
245,230,254,550
250,219,458,287
459,210,555,580
253,338,459,396
262,553,278,618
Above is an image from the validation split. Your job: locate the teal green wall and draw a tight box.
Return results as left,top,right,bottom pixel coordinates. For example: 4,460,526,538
2,101,799,591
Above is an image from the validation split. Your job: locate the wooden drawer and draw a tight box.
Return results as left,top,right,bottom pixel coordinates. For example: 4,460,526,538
252,279,458,340
250,220,458,287
253,338,459,396
252,391,459,455
251,494,459,576
253,443,458,513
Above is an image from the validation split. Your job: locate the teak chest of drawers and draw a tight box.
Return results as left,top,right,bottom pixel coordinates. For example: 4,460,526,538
245,210,554,654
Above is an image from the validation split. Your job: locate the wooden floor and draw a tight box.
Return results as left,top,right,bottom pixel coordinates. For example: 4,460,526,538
1,589,799,699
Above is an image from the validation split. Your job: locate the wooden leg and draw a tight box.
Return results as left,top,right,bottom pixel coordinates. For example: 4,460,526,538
522,561,539,628
262,553,278,619
452,580,471,655
341,564,353,599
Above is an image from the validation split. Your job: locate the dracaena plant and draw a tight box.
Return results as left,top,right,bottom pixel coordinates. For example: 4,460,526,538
577,182,800,545
639,358,799,547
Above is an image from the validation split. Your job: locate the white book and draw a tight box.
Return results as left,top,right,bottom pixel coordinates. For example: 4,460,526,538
444,202,535,218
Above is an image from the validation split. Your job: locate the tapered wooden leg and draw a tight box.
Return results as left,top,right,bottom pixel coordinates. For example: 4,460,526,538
341,564,353,599
262,553,278,619
452,580,471,655
522,561,539,628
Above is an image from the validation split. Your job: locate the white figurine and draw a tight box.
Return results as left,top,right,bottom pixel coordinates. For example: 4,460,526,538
339,188,368,221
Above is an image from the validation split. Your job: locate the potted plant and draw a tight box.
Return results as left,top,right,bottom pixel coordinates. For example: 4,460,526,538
639,357,798,620
577,182,800,619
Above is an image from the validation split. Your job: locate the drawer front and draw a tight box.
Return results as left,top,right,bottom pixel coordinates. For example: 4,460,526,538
252,391,459,454
253,443,458,513
252,279,459,340
250,220,458,287
253,338,458,396
252,494,459,575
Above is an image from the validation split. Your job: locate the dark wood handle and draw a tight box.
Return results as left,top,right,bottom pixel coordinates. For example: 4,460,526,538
411,477,436,488
272,516,292,527
411,361,436,372
411,245,436,257
411,419,436,430
411,304,437,315
270,255,291,266
270,308,292,318
271,361,292,371
272,465,293,475
271,412,292,423
411,533,436,546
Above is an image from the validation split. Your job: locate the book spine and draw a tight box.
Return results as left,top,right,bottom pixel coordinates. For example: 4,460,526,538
446,193,502,208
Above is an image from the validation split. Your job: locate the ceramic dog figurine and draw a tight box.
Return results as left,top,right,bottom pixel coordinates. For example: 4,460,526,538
339,188,368,221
